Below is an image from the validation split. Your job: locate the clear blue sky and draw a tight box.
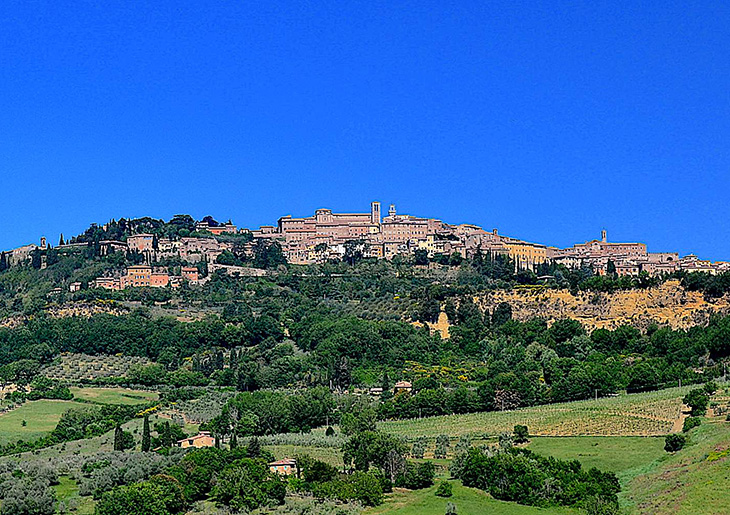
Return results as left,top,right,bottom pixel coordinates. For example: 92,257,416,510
1,2,729,258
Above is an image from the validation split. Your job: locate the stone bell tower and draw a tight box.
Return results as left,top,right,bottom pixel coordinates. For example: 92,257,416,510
370,201,381,224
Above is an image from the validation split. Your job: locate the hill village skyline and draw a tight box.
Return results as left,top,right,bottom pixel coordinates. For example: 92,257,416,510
2,201,727,290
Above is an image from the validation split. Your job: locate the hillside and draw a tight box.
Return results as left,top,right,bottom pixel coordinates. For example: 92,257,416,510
475,280,730,331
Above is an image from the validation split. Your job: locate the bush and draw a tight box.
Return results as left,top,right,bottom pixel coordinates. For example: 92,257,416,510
435,480,453,498
683,389,709,416
682,416,701,433
395,461,435,490
513,424,529,444
460,447,619,510
664,434,686,452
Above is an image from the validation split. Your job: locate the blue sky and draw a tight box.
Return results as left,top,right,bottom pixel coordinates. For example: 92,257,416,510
1,2,729,258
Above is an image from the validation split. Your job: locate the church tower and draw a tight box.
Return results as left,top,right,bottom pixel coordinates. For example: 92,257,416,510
370,201,381,224
388,204,396,217
601,229,607,243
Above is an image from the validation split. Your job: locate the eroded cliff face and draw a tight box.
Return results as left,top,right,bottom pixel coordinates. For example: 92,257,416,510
476,280,730,331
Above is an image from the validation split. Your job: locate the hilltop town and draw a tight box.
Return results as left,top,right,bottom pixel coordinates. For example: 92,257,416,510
1,201,726,293
1,202,730,515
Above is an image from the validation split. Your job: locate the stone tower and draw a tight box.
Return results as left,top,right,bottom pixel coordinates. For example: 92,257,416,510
601,230,607,243
370,201,381,224
388,204,396,217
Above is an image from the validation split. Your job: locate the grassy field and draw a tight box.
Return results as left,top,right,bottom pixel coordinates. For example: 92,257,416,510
54,475,95,515
365,480,578,515
622,420,730,514
69,386,159,405
0,400,87,445
527,436,666,475
381,387,690,439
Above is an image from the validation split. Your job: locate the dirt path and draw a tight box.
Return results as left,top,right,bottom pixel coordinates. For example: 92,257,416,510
671,407,689,433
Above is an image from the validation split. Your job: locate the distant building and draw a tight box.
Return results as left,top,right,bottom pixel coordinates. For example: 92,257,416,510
177,431,215,449
92,277,122,290
69,282,82,292
393,380,413,394
181,267,199,283
269,458,297,476
196,220,237,235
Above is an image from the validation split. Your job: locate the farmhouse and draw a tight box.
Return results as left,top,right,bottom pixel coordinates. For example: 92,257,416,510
177,431,215,449
268,458,297,476
393,380,413,394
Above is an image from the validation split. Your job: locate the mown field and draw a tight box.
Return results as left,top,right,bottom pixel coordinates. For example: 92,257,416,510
365,480,578,515
623,419,730,514
69,386,159,405
527,436,666,474
0,400,87,445
381,387,690,439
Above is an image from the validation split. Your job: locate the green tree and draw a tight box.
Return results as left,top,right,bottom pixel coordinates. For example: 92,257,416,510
113,425,124,452
141,416,151,452
212,459,285,511
95,475,185,515
664,433,686,452
683,388,709,416
414,249,429,266
513,424,529,444
492,302,512,327
435,480,453,498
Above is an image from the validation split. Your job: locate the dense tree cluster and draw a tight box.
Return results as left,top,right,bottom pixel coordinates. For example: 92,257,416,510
458,447,620,512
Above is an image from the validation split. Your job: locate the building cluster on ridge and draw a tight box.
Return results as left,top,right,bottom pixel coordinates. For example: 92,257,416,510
2,201,729,292
251,201,730,276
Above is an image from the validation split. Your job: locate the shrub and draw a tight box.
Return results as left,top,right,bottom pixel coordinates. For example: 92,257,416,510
513,424,529,444
682,417,701,433
664,434,686,452
683,389,709,416
395,461,435,490
435,480,453,498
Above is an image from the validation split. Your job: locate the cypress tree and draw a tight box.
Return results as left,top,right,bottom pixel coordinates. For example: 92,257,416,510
247,436,261,458
162,422,172,447
113,425,124,452
230,432,238,450
59,233,65,246
141,416,151,452
0,252,7,272
381,370,391,392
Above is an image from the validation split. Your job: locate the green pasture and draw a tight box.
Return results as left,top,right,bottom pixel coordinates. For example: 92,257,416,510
69,386,158,405
0,400,87,445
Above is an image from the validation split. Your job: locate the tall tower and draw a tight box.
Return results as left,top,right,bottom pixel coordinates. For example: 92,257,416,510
388,204,396,217
370,201,381,224
601,229,607,243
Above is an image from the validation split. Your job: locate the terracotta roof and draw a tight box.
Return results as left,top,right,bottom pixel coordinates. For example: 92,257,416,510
269,458,296,466
177,432,212,443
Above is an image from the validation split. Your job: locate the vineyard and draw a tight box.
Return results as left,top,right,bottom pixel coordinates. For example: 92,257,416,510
42,353,153,381
381,387,691,439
